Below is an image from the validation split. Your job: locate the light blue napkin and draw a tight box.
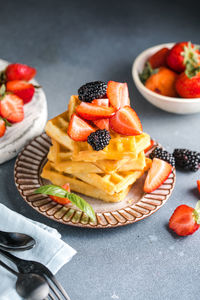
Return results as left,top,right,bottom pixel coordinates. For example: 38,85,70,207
0,204,76,300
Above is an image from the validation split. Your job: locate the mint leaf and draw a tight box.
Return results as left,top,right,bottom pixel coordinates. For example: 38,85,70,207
193,200,200,224
34,185,96,222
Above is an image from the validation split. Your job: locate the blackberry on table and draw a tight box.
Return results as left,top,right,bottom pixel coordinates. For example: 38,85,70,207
149,147,175,167
173,148,200,172
87,129,111,151
78,81,107,102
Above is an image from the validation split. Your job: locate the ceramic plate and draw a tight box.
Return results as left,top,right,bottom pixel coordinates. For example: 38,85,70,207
14,133,176,228
0,59,47,164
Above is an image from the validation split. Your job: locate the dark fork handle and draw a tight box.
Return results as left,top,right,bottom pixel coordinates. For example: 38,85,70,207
0,248,71,300
0,259,18,276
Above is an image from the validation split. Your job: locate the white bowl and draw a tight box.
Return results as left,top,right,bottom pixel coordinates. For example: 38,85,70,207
132,43,200,114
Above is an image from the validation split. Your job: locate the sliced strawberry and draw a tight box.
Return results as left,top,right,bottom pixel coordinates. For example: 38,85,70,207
148,47,169,69
92,99,109,106
5,63,36,81
0,94,24,123
76,102,115,120
92,99,109,130
109,106,142,136
197,180,200,194
6,80,35,104
107,81,130,110
169,204,200,236
93,119,109,130
67,114,95,141
144,158,172,193
50,183,71,205
144,140,155,153
0,118,6,137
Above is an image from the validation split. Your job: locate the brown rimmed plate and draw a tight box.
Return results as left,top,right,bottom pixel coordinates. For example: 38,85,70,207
14,133,176,228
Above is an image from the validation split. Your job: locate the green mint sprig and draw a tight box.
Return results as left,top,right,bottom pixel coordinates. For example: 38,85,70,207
34,185,96,222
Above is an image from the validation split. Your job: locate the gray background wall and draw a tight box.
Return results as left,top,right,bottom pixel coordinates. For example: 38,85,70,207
0,1,200,299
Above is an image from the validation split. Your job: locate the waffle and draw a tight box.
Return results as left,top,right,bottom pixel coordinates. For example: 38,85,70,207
45,95,79,151
45,111,74,151
49,161,143,195
42,95,152,202
71,132,149,162
41,161,131,202
48,139,72,163
48,139,147,173
68,95,81,119
45,98,150,162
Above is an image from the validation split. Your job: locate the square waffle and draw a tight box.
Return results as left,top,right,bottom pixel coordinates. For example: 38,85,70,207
45,96,150,163
41,161,131,202
71,132,150,162
48,140,146,173
45,111,74,151
49,160,144,195
42,95,152,202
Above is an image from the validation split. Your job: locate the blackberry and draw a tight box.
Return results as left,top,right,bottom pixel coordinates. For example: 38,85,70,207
173,148,200,172
78,81,107,102
87,129,111,151
149,147,175,167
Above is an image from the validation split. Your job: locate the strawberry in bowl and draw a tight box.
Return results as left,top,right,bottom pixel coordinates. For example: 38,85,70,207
132,42,200,114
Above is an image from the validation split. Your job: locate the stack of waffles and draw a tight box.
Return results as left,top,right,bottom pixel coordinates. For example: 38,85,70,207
41,96,152,203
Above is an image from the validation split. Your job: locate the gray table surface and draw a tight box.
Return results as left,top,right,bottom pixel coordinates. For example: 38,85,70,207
0,0,200,299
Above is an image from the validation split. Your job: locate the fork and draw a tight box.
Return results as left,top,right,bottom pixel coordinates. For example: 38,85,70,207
0,248,71,300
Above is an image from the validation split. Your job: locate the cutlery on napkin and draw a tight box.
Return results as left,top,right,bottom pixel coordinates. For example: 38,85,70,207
0,204,76,300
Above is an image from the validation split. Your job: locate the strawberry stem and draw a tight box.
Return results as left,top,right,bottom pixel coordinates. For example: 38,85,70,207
139,62,159,84
193,200,200,224
0,84,6,95
0,117,12,127
0,84,6,100
181,42,200,78
0,71,6,84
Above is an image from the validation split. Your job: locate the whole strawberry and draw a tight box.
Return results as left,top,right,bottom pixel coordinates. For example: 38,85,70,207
6,80,35,104
175,43,200,98
169,201,200,236
176,72,200,98
5,63,36,81
167,41,198,73
148,47,169,69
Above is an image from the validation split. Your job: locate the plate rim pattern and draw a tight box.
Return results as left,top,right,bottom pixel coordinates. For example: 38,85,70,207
14,133,176,228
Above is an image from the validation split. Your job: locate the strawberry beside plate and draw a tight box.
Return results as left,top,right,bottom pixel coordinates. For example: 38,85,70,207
0,59,47,164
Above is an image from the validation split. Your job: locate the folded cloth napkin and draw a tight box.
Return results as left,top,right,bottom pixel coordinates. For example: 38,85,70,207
0,204,76,300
